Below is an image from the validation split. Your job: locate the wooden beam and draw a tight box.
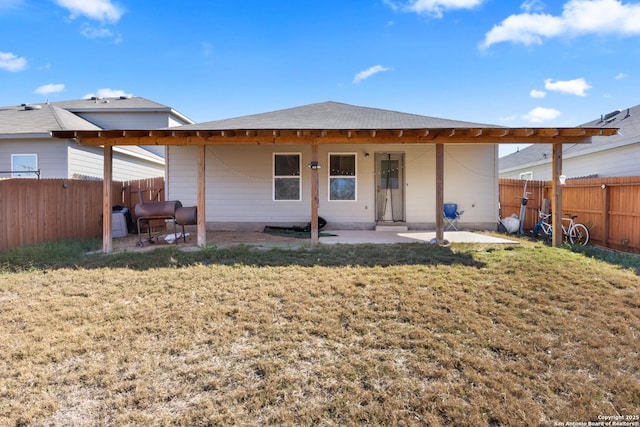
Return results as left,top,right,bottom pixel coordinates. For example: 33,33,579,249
559,128,586,137
103,145,113,254
512,128,535,137
551,143,563,247
52,127,618,147
535,128,559,137
197,145,207,246
310,143,319,246
489,129,510,137
435,143,444,244
63,130,607,147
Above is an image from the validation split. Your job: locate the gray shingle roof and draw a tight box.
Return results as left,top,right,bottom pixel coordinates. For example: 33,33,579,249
178,101,499,130
52,96,172,111
499,104,638,170
0,103,100,135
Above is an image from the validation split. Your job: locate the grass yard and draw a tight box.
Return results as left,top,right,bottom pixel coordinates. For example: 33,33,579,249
0,238,639,426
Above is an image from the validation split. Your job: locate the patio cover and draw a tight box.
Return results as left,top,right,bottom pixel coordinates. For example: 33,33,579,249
51,101,618,252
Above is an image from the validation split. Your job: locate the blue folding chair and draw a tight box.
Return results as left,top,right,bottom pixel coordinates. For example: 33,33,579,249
443,203,464,231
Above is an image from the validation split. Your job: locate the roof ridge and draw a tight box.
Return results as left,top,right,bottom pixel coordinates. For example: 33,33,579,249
47,104,66,130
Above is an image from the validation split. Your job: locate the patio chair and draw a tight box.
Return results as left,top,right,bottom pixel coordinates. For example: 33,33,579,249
443,203,464,231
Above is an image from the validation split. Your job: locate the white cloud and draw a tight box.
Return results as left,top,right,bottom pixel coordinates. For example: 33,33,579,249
34,83,65,96
481,0,640,48
530,89,546,98
0,51,27,72
83,88,133,99
384,0,485,18
544,77,591,96
353,65,391,84
615,72,628,80
520,0,545,13
81,24,113,39
79,24,122,42
523,107,562,123
54,0,124,23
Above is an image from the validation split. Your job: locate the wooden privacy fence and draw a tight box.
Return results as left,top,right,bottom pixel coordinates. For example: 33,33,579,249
0,177,164,252
3,176,638,253
500,177,640,253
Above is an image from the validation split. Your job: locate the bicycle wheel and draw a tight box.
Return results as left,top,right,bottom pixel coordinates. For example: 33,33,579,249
540,225,552,243
532,223,552,243
569,223,589,245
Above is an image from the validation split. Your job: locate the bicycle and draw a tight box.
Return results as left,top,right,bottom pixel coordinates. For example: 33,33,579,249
531,211,590,245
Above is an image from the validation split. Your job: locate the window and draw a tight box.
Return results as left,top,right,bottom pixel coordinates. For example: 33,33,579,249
519,171,533,181
11,154,38,178
273,153,301,201
329,153,356,201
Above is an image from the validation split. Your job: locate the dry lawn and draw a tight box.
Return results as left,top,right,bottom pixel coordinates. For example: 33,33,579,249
0,241,638,426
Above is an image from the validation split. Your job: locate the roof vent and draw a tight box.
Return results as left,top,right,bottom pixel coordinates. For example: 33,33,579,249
603,110,621,121
624,108,631,119
22,104,42,111
119,95,132,100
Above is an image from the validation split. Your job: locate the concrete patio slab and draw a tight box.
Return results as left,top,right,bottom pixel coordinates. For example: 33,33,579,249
112,229,519,253
318,230,518,245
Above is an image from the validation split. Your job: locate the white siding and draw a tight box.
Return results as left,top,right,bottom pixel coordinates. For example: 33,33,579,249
168,116,184,127
564,145,640,178
500,143,640,180
167,144,498,229
73,111,177,162
0,139,68,178
75,112,173,129
141,145,166,158
69,145,165,180
500,163,551,180
440,144,498,225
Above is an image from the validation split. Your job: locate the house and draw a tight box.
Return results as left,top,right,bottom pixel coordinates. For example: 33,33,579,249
165,102,503,232
52,100,616,252
0,96,193,181
499,104,638,180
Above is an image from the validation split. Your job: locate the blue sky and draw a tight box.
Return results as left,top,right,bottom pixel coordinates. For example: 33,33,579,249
1,0,639,156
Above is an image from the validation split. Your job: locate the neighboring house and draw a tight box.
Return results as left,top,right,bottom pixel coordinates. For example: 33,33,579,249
165,101,502,231
499,104,639,180
0,96,193,181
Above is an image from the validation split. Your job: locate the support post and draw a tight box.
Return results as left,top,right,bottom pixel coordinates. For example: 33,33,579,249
551,143,563,247
103,145,113,254
435,143,444,244
602,184,610,247
310,143,319,246
197,145,207,246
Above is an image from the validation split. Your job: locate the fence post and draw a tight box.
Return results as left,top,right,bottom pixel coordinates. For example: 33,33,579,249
602,184,610,248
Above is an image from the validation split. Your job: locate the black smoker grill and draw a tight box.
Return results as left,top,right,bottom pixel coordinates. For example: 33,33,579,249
135,194,197,246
